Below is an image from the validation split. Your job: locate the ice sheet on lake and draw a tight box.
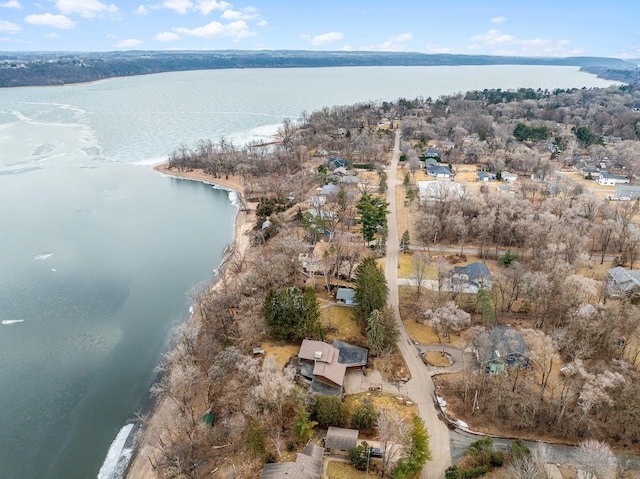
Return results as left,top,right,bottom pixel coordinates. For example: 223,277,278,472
97,423,135,479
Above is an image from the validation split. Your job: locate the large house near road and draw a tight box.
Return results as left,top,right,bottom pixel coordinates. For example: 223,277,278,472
597,172,630,186
427,164,452,178
297,339,368,396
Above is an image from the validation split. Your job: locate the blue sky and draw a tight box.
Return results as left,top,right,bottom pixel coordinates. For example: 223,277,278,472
0,0,639,58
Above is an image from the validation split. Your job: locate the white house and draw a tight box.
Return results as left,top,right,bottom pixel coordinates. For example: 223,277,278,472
501,172,518,183
596,172,630,186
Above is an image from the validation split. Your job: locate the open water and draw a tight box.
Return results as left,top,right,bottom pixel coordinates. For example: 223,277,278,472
0,65,620,478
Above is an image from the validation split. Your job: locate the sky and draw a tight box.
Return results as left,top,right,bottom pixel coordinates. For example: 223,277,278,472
0,0,639,59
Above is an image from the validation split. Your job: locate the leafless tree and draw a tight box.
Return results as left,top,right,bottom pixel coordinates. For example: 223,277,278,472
376,407,408,477
411,252,430,300
573,439,617,479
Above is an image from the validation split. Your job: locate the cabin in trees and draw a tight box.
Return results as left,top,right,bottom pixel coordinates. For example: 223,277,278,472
476,172,492,182
451,262,492,293
608,266,640,298
260,444,324,479
475,326,529,374
296,339,368,396
327,156,349,171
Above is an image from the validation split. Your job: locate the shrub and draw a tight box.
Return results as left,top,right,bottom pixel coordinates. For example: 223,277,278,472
489,451,505,467
508,439,530,459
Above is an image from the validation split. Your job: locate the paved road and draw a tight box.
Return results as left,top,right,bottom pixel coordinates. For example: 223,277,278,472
385,129,451,479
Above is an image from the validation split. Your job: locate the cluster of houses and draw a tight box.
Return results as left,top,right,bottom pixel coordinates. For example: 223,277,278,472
572,158,631,186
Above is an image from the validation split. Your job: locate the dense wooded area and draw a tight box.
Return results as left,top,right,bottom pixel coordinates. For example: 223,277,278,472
135,81,640,479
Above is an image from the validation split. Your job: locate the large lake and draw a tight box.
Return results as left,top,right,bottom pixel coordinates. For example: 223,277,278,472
0,65,620,478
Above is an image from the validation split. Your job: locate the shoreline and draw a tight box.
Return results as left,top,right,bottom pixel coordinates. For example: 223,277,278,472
125,164,254,479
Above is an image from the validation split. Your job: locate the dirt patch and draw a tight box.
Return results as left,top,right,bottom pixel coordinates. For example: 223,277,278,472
372,353,409,381
260,341,300,368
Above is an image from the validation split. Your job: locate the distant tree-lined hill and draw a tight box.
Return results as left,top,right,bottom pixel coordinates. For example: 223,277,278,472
0,50,637,88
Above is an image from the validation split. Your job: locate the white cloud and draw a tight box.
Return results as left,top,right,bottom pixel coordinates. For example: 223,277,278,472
491,16,506,24
341,45,352,51
468,29,583,56
364,33,413,52
155,31,180,41
115,38,142,48
471,29,515,45
54,0,119,18
25,13,75,29
257,19,267,26
0,1,21,8
221,7,260,21
196,0,230,15
175,19,256,41
163,0,192,14
310,31,343,46
136,5,147,14
0,20,20,33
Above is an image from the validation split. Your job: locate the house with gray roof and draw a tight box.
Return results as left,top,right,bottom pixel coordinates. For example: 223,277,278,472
427,164,452,178
477,172,492,182
336,287,356,305
451,262,492,293
325,427,359,454
297,339,367,396
328,157,349,171
608,266,640,298
615,185,640,200
332,340,368,368
475,326,529,374
423,148,442,160
597,172,630,186
260,445,324,479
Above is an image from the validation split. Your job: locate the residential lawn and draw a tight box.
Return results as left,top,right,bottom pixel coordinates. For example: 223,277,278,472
397,252,414,278
321,305,364,341
260,341,300,368
344,391,418,421
327,461,369,479
403,319,440,345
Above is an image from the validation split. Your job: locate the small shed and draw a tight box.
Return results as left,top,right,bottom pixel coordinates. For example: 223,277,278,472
336,287,356,305
325,426,359,454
